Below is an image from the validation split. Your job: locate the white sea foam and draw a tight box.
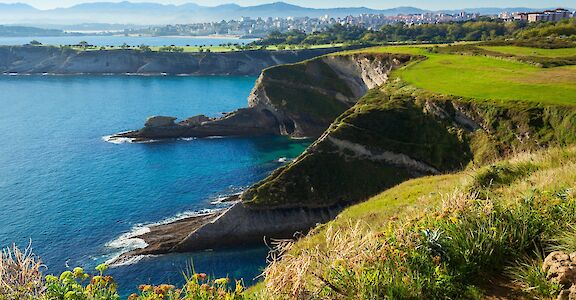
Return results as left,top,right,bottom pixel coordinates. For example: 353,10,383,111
102,134,161,144
209,192,242,205
102,135,135,144
109,254,156,267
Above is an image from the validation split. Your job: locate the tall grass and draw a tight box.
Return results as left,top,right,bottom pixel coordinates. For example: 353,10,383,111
262,148,576,299
0,241,45,299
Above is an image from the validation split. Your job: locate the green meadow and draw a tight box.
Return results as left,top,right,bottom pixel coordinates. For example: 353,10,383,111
480,45,576,57
355,44,576,105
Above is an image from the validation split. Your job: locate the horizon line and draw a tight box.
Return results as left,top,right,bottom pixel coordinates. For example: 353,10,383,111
0,1,572,12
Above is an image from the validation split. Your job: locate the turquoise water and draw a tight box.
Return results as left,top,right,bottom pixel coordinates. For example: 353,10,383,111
0,36,255,47
0,76,310,296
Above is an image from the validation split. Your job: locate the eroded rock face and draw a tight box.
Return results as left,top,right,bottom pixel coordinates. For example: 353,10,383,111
145,116,177,128
543,251,576,300
0,46,346,76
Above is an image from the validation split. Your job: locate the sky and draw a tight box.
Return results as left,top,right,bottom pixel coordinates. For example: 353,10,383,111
2,0,575,10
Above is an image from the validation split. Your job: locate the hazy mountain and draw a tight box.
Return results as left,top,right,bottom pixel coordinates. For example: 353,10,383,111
0,1,570,26
0,1,427,25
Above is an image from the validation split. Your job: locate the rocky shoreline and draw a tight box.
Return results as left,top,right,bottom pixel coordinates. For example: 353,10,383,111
110,194,344,264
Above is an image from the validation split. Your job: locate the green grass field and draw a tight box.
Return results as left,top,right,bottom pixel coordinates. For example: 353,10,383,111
480,45,576,57
72,43,342,53
355,45,576,105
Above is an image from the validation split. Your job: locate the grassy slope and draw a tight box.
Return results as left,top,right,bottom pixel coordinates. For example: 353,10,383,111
256,43,576,298
479,45,576,57
262,146,576,299
359,45,576,105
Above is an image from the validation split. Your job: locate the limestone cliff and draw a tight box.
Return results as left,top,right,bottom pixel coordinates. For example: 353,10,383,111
0,45,344,76
113,53,413,141
242,80,576,209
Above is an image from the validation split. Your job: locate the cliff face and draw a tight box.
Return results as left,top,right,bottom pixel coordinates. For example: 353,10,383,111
246,53,413,137
113,53,413,141
242,80,576,209
0,46,344,76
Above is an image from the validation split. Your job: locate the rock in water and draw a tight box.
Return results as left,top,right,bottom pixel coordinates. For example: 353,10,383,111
145,116,177,128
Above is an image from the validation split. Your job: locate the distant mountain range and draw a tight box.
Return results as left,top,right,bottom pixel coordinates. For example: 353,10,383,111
0,1,571,26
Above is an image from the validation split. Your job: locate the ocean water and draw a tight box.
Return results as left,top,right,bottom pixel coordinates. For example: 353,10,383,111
0,35,256,47
0,75,310,296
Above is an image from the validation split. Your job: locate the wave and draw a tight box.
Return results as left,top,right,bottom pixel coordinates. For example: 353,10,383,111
109,254,157,267
102,134,160,144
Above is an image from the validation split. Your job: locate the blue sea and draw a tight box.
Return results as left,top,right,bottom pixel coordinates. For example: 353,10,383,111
0,75,310,296
0,35,256,47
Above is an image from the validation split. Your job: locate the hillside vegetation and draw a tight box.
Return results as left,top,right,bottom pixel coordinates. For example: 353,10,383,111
243,43,576,208
263,145,576,299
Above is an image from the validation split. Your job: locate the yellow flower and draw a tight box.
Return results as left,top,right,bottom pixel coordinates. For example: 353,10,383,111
193,273,207,281
95,263,108,274
91,275,103,285
139,284,153,292
235,280,244,294
449,216,459,224
60,271,74,281
214,278,229,285
128,293,139,300
73,267,84,278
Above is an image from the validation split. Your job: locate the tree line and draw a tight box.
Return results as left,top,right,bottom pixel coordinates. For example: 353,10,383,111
254,19,576,46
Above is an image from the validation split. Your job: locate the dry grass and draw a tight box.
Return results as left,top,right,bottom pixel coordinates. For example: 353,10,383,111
261,146,576,299
0,242,45,299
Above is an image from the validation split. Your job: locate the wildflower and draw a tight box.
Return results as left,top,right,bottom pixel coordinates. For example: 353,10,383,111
449,216,458,224
214,278,229,285
91,275,103,285
60,270,74,281
128,293,139,300
235,280,243,294
139,284,153,292
73,267,84,278
193,273,207,281
432,255,442,265
200,283,210,291
95,263,108,274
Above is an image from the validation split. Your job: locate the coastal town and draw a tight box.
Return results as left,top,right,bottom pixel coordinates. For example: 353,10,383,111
126,8,575,38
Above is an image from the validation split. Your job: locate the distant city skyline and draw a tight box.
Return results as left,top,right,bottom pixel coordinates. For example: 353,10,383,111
1,0,575,10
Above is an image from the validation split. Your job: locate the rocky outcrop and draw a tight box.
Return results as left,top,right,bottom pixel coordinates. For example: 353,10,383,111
543,251,576,300
117,201,343,261
145,116,177,128
0,45,346,76
111,53,413,141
